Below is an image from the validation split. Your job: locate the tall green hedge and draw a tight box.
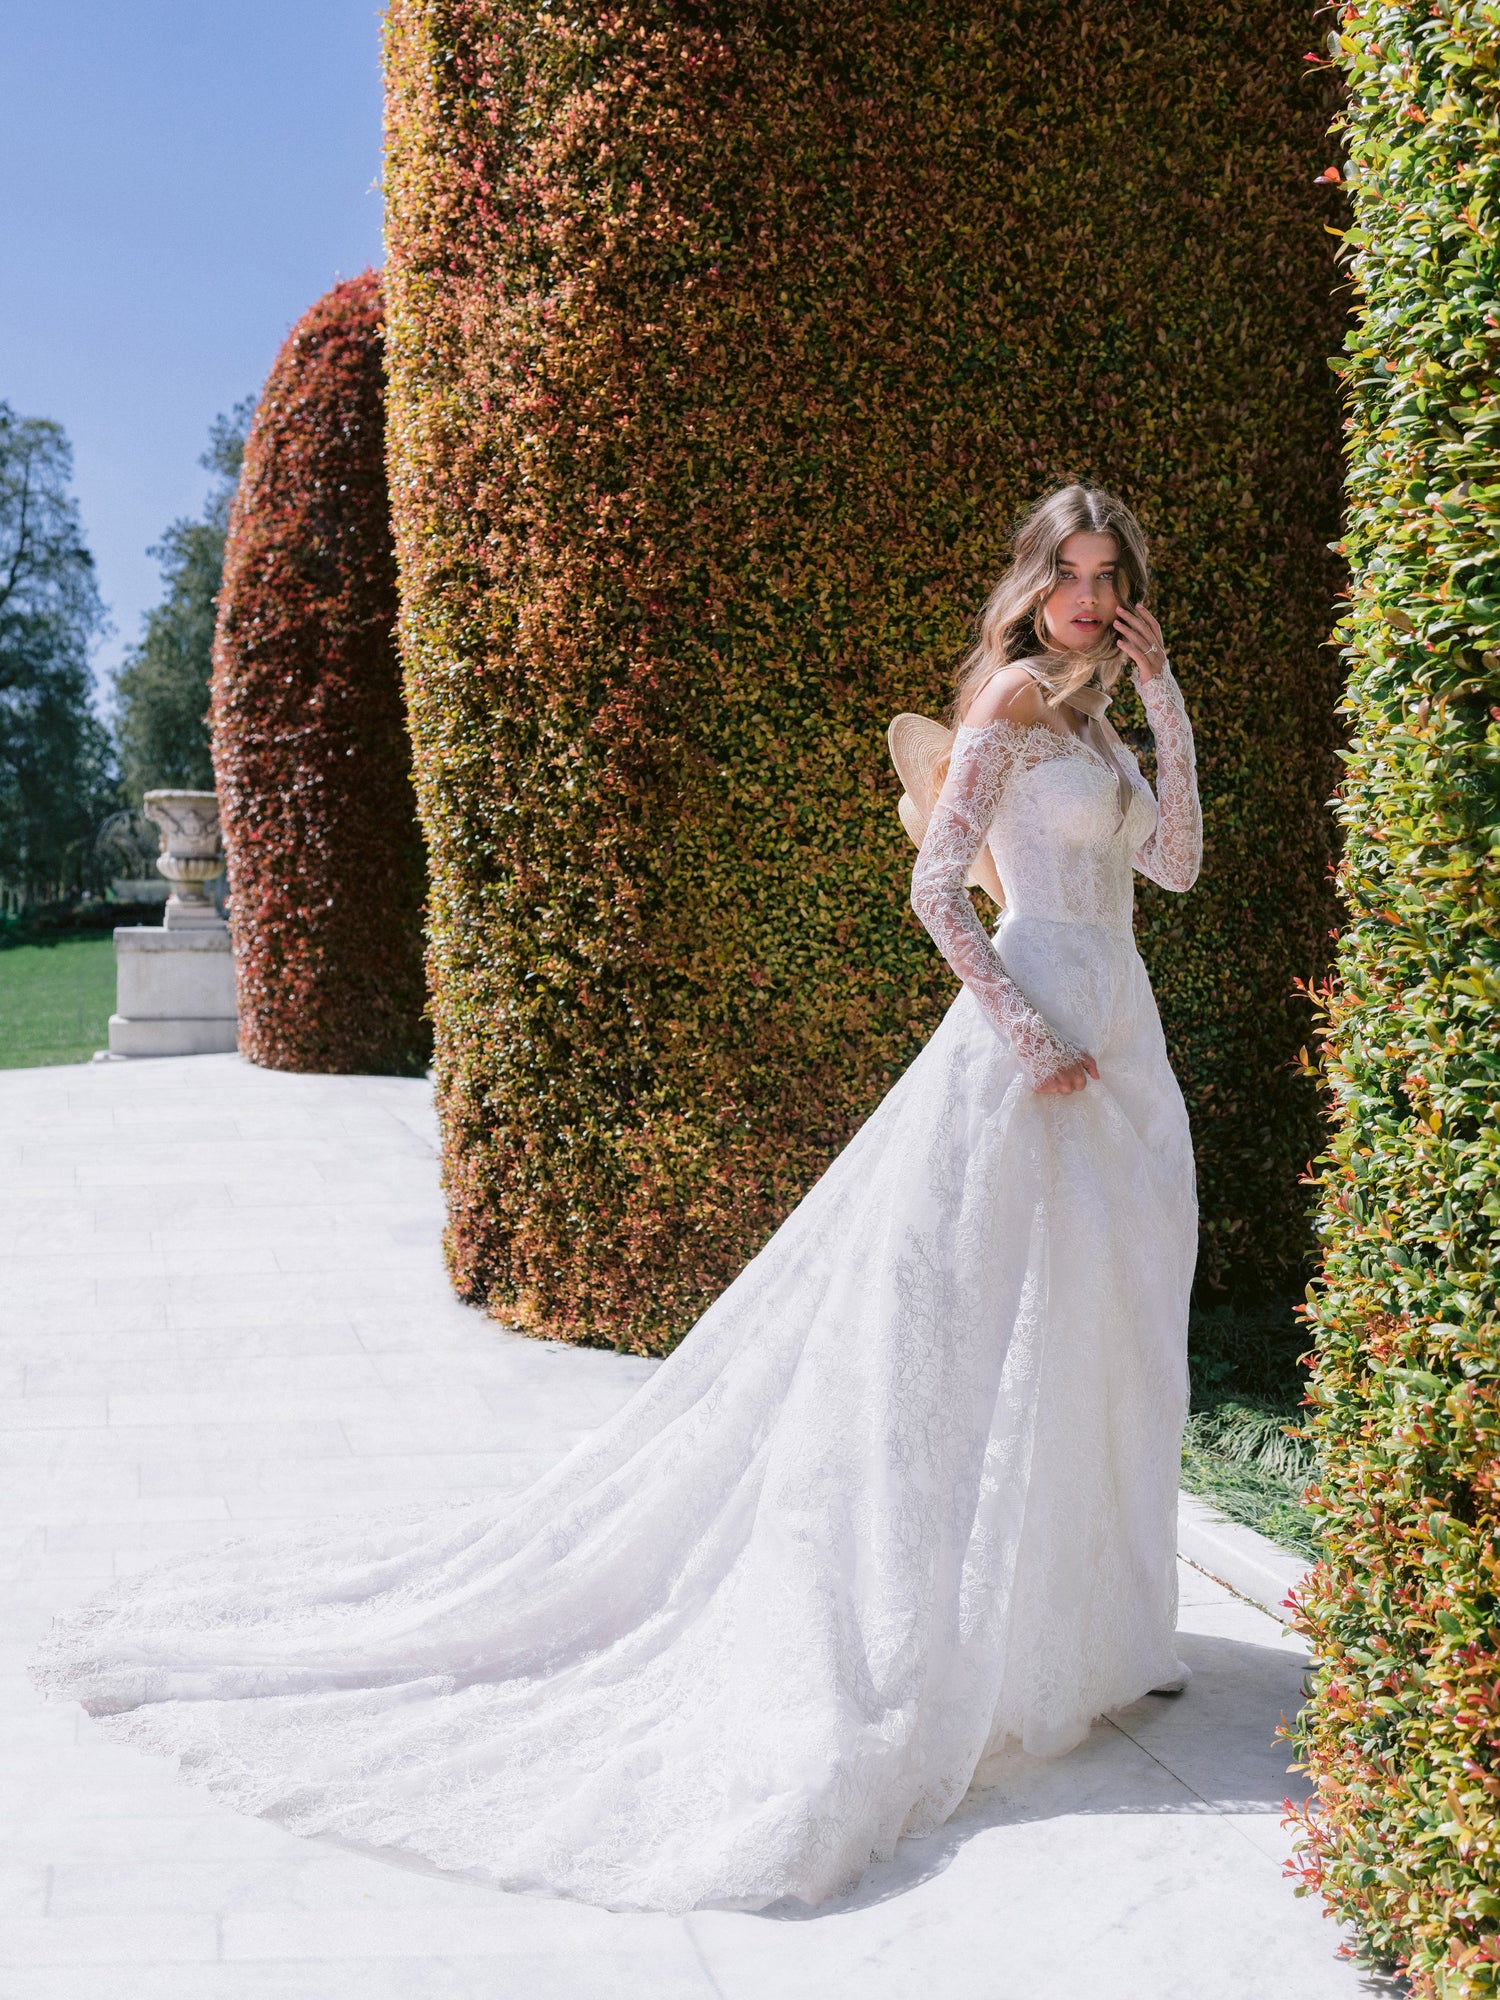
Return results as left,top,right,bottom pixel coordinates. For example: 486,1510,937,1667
384,0,1344,1352
1292,6,1500,1992
212,273,429,1076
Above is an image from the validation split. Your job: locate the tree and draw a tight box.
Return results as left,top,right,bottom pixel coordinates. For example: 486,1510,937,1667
112,402,251,807
0,402,111,903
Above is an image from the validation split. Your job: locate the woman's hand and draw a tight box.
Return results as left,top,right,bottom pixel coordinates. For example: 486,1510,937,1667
1036,1052,1100,1095
1114,603,1168,681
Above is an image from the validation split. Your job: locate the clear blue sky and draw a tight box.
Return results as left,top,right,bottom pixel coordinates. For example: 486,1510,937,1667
0,1,385,693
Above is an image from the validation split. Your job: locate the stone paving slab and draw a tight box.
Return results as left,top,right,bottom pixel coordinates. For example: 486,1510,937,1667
0,1055,1382,1999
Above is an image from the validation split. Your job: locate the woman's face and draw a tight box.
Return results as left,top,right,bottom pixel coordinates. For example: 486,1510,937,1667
1039,531,1122,653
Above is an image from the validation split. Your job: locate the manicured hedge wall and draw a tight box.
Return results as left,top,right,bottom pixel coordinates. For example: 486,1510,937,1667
383,0,1344,1351
211,271,428,1075
1291,8,1500,1993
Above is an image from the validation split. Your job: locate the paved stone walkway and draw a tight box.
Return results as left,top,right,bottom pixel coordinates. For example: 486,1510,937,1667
0,1055,1380,1998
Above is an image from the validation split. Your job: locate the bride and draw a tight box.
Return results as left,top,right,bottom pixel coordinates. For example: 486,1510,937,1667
33,483,1201,1915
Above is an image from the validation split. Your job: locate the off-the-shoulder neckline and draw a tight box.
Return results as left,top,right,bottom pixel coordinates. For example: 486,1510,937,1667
951,715,1140,790
952,716,1090,748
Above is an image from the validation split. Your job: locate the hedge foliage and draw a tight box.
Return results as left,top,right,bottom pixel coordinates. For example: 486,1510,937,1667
383,0,1344,1352
1291,6,1500,1992
211,272,428,1075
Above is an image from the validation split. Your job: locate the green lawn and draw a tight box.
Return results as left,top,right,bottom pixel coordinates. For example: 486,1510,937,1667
0,935,116,1067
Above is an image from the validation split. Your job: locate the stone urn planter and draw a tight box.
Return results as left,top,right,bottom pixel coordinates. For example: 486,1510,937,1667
104,790,238,1058
142,790,226,931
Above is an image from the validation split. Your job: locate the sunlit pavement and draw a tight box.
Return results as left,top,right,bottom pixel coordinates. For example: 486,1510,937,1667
0,1055,1376,1999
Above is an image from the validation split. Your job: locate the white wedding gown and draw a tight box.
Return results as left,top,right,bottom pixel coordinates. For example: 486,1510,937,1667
33,663,1201,1915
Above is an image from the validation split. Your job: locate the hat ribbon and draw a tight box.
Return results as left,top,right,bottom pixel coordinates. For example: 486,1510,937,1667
1044,677,1134,829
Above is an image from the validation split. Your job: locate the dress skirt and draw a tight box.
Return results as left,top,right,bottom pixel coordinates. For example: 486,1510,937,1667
33,910,1196,1913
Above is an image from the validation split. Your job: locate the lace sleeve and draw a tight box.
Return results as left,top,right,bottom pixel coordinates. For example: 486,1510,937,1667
1132,663,1201,893
911,723,1083,1088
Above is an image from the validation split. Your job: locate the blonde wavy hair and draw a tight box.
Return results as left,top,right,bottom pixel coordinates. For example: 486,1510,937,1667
952,485,1151,724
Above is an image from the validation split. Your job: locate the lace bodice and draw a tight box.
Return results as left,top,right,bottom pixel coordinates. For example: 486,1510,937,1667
911,665,1200,1086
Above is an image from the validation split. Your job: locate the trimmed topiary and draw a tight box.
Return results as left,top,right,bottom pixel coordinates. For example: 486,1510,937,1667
1291,7,1500,1993
211,271,428,1076
383,0,1344,1352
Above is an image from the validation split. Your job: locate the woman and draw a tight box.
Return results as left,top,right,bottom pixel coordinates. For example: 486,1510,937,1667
33,484,1200,1914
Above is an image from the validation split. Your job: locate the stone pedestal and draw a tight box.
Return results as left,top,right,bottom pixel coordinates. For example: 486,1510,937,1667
103,787,239,1058
108,927,239,1057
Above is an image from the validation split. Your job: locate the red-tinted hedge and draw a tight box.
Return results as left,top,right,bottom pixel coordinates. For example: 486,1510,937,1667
384,0,1344,1352
211,271,428,1075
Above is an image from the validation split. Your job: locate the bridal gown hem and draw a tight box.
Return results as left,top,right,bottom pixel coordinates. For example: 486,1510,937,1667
32,662,1202,1915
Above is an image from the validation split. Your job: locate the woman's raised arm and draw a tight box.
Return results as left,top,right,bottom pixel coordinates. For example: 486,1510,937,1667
1131,663,1201,893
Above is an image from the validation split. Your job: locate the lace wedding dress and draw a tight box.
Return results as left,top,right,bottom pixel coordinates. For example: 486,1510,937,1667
33,663,1201,1915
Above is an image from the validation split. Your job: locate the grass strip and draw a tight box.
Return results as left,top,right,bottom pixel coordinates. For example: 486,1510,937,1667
1181,1425,1318,1562
0,935,116,1068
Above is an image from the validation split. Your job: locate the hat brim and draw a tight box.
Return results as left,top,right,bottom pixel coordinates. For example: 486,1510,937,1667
887,713,1004,908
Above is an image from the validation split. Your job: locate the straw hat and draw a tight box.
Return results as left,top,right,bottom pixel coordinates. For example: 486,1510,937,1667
887,713,1005,908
